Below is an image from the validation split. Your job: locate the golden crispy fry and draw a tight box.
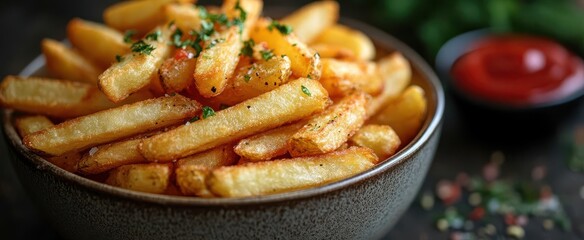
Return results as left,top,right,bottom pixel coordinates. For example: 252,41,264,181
0,76,152,118
140,78,330,162
319,58,382,97
366,53,412,118
14,115,54,137
289,91,368,157
310,43,356,61
208,147,377,197
24,95,201,156
99,26,172,102
78,136,151,175
164,3,201,33
280,1,339,43
251,18,321,79
41,39,101,84
222,0,263,40
175,144,238,196
67,18,129,68
106,163,172,194
14,115,79,172
103,0,193,34
159,54,197,93
194,27,242,97
234,121,304,161
369,86,427,145
312,24,375,61
210,55,292,106
349,124,401,160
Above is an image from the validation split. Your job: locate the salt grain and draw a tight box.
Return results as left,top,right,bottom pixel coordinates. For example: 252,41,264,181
89,147,98,156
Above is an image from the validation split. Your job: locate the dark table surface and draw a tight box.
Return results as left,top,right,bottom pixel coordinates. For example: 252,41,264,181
1,1,583,239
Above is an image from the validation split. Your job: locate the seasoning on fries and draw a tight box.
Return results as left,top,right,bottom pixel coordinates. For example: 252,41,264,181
2,0,427,197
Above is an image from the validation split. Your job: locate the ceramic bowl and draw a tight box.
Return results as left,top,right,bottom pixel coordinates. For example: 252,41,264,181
435,29,583,140
2,18,444,240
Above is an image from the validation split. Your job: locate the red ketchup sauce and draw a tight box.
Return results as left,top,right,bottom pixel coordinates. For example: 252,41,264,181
450,36,584,106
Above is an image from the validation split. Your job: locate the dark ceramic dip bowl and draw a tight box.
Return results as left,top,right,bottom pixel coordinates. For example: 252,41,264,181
2,18,444,240
435,29,584,141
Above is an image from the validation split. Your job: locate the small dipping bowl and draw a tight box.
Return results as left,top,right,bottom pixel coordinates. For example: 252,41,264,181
436,29,584,140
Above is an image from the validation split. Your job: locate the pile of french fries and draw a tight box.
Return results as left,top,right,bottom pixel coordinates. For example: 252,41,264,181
1,0,427,198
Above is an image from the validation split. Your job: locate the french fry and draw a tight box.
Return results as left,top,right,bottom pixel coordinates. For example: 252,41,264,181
175,144,238,196
103,0,193,34
289,91,368,157
369,86,427,145
310,43,356,61
234,121,304,161
0,76,152,118
208,146,377,197
366,53,411,118
158,50,197,93
319,58,382,97
349,124,401,160
193,27,242,98
140,78,330,162
251,18,321,79
99,26,172,102
210,55,292,106
280,1,339,43
14,115,80,172
164,3,201,33
41,39,101,84
14,115,54,137
222,0,263,40
106,163,172,194
23,95,201,156
67,18,129,68
77,134,158,175
312,24,375,61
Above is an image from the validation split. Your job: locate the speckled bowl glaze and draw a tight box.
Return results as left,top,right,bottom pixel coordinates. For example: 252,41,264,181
2,18,444,240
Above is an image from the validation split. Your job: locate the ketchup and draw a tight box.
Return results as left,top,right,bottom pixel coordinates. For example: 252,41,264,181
450,36,584,106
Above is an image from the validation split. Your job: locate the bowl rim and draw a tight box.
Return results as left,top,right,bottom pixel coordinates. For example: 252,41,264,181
2,17,444,207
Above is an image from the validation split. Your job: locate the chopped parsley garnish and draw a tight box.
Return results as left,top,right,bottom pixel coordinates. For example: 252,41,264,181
171,28,184,47
301,85,311,96
260,49,274,60
206,38,225,50
130,40,155,55
240,39,255,57
202,106,216,119
188,116,200,123
268,21,293,35
115,55,123,62
123,30,136,43
244,74,251,82
171,4,248,58
145,30,161,41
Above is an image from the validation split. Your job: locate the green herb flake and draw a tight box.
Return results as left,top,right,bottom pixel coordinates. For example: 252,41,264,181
130,40,156,55
301,85,311,96
240,39,255,57
202,106,216,119
206,38,225,50
244,74,251,82
115,55,123,63
268,21,293,35
145,30,162,41
260,49,274,60
123,30,137,44
171,28,184,48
